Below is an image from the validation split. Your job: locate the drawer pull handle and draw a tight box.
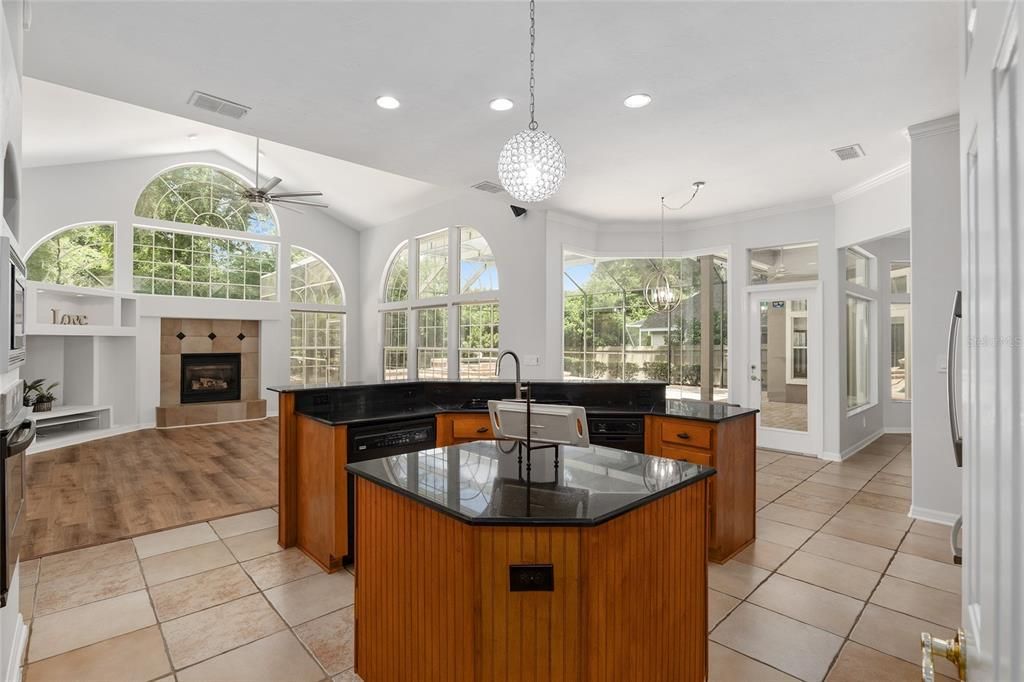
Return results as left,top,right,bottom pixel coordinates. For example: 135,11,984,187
676,433,690,440
476,426,489,434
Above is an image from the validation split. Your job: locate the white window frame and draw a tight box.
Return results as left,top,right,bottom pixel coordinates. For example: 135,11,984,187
378,227,500,381
785,301,809,385
845,246,876,289
889,261,912,403
288,246,346,385
846,291,877,415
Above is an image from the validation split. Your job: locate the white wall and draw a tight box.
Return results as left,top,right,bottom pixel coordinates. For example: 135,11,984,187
21,150,362,425
908,115,961,522
834,167,911,248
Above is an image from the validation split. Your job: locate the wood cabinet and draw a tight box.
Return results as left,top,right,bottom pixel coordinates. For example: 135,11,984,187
435,412,495,446
645,414,756,563
290,415,348,572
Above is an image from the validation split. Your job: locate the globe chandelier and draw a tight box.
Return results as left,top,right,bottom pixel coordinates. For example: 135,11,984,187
497,0,566,202
644,182,706,313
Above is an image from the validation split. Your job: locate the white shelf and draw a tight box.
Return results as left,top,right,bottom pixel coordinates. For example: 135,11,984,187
26,324,136,337
30,404,113,445
27,282,138,337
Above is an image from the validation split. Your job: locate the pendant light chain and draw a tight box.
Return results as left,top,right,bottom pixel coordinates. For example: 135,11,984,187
660,196,667,266
528,0,537,130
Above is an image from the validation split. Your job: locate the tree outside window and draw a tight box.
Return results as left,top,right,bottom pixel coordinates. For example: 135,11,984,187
27,223,115,288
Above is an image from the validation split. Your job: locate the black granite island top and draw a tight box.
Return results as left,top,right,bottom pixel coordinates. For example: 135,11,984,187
345,440,716,527
268,380,756,426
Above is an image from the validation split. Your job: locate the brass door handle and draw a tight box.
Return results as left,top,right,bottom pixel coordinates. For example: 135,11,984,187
921,629,966,681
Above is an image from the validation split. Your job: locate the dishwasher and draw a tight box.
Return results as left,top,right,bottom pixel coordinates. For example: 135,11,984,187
345,417,436,561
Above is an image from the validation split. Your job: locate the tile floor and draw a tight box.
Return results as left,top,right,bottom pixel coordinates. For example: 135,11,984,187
18,434,956,682
20,508,362,682
710,434,963,682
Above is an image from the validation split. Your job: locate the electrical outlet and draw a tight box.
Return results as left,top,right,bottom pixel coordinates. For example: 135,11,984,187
509,564,554,591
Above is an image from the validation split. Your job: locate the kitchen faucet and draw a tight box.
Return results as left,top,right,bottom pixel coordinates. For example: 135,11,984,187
496,350,523,400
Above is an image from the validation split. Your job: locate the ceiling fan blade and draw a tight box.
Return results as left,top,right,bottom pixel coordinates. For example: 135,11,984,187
260,177,283,193
275,198,329,208
273,202,304,214
267,191,323,199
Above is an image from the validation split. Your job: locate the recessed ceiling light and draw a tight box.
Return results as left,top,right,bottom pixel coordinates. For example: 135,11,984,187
624,93,652,109
376,96,400,110
489,98,514,111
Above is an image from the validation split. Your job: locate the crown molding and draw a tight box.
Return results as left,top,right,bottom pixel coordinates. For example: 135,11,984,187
594,196,834,234
832,163,910,204
906,113,960,140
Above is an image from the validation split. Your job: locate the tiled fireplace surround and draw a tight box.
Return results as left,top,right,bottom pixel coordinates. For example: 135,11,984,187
156,318,266,427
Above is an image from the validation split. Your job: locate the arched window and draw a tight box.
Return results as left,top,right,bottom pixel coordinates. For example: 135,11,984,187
378,227,499,381
27,223,115,289
289,246,345,385
135,164,277,236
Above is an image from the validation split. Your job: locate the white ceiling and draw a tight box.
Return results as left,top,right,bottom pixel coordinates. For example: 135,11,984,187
22,1,959,224
22,79,454,230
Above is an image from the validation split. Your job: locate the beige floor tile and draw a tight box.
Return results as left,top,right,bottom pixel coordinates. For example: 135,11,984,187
176,630,323,682
38,540,137,582
899,532,956,564
34,560,145,617
759,462,816,482
887,553,961,594
826,641,956,682
806,471,873,491
834,504,912,531
710,603,842,682
24,625,170,682
881,461,912,476
757,482,796,501
19,584,35,621
161,593,286,669
758,503,831,530
823,460,886,476
757,471,806,489
141,540,236,586
801,533,895,572
209,508,279,539
333,669,364,682
755,518,815,548
872,471,912,487
794,481,857,503
748,573,864,637
223,527,284,562
293,605,355,674
241,547,321,590
263,571,355,626
850,605,960,679
911,519,953,539
708,642,798,682
733,539,795,571
777,551,881,600
133,523,219,560
819,517,905,550
150,564,258,622
862,480,912,500
756,498,773,510
28,590,156,662
756,449,787,468
708,590,740,630
870,575,960,629
19,559,39,587
775,490,845,515
708,560,770,599
777,454,827,471
848,491,911,514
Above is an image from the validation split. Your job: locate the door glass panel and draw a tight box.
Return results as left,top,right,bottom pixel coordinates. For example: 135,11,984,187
759,298,809,432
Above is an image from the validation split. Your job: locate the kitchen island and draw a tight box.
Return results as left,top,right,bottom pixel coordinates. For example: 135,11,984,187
347,440,714,682
271,380,757,569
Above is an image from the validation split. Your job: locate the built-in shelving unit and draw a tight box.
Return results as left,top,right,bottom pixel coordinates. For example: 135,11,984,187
26,282,138,336
30,404,113,450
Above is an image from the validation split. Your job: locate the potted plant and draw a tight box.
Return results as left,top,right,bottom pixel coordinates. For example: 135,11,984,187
25,379,59,412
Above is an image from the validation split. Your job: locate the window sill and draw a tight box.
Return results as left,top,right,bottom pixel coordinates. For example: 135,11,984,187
846,401,877,417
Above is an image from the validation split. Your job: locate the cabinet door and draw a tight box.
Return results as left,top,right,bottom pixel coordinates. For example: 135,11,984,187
659,443,713,468
659,420,714,450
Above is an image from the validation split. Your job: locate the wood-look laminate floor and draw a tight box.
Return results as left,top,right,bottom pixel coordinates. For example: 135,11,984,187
22,418,278,560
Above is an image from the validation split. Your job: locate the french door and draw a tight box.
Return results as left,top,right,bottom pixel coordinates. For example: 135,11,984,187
747,285,821,456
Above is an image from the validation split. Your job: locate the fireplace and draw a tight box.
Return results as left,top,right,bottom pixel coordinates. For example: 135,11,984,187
180,353,241,404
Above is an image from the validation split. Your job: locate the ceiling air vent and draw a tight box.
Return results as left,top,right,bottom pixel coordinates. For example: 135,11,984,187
188,91,252,119
831,144,865,161
471,180,504,194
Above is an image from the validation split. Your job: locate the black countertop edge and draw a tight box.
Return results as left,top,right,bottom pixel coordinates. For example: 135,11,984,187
268,379,668,393
346,463,717,527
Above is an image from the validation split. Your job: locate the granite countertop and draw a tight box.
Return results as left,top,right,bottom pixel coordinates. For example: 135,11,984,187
346,440,715,526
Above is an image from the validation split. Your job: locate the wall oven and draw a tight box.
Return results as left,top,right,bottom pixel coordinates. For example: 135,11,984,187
1,380,33,607
0,237,26,372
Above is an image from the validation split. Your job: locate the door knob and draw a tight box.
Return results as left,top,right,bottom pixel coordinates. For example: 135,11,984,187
921,629,966,681
750,375,760,381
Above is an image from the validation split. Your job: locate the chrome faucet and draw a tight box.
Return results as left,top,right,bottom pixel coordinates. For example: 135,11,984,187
496,350,522,399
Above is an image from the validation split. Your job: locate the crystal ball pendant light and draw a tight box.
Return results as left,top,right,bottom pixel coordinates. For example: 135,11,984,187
644,183,706,314
498,0,566,203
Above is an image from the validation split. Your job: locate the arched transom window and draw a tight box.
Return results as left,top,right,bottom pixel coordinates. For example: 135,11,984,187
27,223,115,289
135,164,278,236
379,226,499,381
289,247,345,385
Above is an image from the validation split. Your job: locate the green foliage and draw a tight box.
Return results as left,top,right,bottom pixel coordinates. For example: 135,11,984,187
384,247,409,302
27,224,114,288
25,379,59,405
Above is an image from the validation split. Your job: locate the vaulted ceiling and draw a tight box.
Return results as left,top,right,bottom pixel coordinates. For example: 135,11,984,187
23,1,959,225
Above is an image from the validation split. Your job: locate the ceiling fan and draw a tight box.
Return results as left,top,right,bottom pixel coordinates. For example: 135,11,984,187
231,138,328,212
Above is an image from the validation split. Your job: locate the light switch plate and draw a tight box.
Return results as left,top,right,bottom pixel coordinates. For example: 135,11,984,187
522,354,540,366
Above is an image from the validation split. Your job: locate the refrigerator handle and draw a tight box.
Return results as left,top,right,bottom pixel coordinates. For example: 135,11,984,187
947,290,963,467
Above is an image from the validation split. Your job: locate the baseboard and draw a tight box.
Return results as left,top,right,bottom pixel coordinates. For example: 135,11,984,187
909,505,960,526
885,426,911,434
834,428,886,461
5,613,28,682
820,451,843,462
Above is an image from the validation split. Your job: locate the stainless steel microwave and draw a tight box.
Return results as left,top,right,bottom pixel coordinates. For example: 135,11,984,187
0,238,25,372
